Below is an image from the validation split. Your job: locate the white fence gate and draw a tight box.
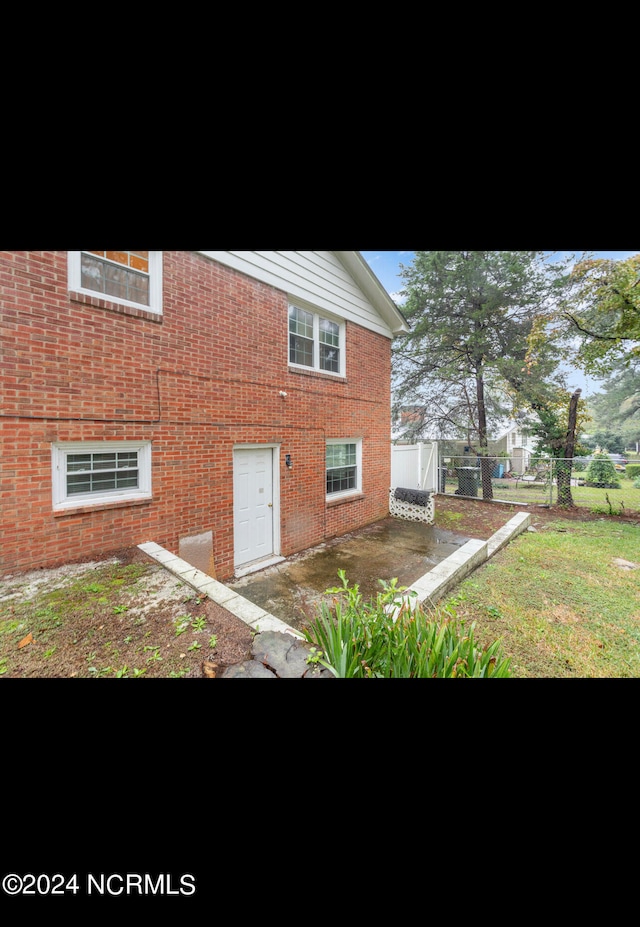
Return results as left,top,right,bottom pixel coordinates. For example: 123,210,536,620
391,442,439,492
390,442,438,524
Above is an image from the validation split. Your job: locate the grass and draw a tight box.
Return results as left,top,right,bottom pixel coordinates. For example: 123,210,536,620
571,480,640,513
446,475,640,512
432,518,640,677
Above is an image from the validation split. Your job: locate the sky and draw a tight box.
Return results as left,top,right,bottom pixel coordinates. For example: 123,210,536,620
360,249,639,397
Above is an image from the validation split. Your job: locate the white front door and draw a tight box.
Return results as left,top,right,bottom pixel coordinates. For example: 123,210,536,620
233,447,275,568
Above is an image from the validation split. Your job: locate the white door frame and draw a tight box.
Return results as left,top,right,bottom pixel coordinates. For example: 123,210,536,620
232,443,281,569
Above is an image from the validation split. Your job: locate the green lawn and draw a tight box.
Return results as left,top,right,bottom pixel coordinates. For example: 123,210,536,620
444,475,640,513
433,517,640,677
570,479,640,513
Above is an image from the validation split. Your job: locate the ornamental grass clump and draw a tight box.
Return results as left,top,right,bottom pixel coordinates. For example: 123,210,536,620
302,569,511,678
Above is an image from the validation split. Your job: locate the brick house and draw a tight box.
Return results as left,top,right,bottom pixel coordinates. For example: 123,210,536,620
1,251,408,579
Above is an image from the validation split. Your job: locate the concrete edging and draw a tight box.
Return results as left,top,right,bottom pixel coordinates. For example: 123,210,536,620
487,510,531,557
137,542,304,639
139,511,531,635
386,510,531,617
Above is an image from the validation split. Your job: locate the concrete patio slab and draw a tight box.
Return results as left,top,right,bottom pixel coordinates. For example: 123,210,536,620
139,510,531,636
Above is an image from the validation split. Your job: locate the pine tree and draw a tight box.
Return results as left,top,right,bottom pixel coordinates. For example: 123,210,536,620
393,251,571,499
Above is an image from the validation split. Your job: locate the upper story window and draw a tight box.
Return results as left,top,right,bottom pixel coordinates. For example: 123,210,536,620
288,304,345,376
68,251,163,314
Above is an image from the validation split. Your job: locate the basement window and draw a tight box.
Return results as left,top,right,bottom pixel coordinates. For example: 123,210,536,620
52,441,152,511
326,439,362,499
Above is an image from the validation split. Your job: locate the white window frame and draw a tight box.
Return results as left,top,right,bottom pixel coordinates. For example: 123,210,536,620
288,302,346,377
67,251,163,315
51,441,152,511
326,438,362,501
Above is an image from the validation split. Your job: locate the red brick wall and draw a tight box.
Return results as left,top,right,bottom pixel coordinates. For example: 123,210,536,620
1,251,392,578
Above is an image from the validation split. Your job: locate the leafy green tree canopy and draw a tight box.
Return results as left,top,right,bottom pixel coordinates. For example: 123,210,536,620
587,358,640,450
563,253,640,375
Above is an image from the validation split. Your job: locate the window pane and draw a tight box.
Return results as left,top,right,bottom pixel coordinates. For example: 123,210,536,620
81,255,107,292
92,453,117,470
326,466,356,494
326,443,357,494
105,251,129,266
81,252,150,306
129,252,149,272
326,444,355,467
319,318,339,346
127,276,150,304
290,334,314,367
67,454,92,472
289,306,314,338
319,318,340,371
116,473,139,489
92,474,117,491
104,264,130,301
65,449,139,496
67,475,91,494
320,344,340,372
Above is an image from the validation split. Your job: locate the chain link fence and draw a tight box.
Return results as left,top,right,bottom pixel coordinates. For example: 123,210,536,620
438,453,640,513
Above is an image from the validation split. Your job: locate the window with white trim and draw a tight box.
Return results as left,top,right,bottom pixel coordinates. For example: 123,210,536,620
52,441,152,511
289,304,345,375
326,439,362,498
68,251,163,314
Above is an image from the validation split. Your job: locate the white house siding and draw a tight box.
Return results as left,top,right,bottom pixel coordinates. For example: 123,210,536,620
195,251,399,339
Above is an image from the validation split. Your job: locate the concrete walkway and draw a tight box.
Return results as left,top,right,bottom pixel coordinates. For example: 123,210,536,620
138,510,531,640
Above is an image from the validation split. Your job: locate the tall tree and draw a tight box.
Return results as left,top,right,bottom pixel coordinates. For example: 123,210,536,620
587,358,640,451
556,388,582,506
562,253,640,375
393,251,570,498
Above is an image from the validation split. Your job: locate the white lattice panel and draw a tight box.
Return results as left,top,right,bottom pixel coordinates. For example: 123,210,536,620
389,488,435,524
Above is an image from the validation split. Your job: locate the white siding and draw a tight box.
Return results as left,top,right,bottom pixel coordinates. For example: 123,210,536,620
196,251,398,339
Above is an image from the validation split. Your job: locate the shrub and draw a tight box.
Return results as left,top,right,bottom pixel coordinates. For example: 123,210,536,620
585,452,621,489
626,463,640,481
302,570,511,678
634,477,640,490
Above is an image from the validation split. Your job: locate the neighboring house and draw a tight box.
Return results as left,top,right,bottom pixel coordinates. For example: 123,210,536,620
1,251,409,578
438,423,538,473
391,406,428,444
493,420,538,472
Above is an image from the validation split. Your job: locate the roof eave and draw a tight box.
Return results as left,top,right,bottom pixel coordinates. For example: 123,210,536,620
334,251,410,335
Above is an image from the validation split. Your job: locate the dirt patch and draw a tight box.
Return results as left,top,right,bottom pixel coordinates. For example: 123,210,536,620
433,493,640,536
0,547,254,679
